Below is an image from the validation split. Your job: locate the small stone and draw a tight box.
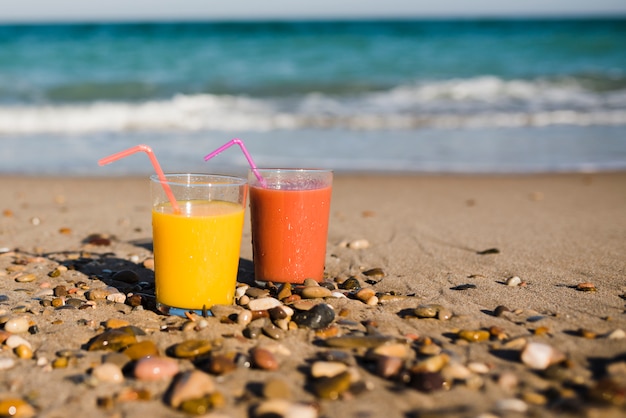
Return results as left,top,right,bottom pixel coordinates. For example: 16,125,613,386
166,370,216,408
251,346,279,371
205,353,237,375
506,276,522,286
92,363,124,383
237,310,252,326
414,304,438,318
0,357,16,370
576,282,597,292
87,326,139,351
0,398,36,417
15,274,36,283
495,398,528,413
355,288,376,303
134,357,179,381
106,293,126,304
521,342,565,370
410,371,446,392
292,303,335,329
606,329,626,339
248,297,282,311
3,317,30,334
347,239,370,249
362,268,384,279
53,285,68,297
5,335,31,350
312,371,352,399
340,277,361,290
494,305,510,317
122,340,159,360
254,400,318,418
14,344,33,359
262,322,285,340
457,329,490,343
105,318,131,329
311,361,348,378
301,286,332,299
171,339,212,359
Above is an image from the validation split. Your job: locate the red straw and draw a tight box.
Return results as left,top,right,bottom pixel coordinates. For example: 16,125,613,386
98,144,181,214
203,138,267,187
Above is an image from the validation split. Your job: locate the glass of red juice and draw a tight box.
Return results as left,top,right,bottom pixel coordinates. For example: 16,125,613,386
248,168,333,284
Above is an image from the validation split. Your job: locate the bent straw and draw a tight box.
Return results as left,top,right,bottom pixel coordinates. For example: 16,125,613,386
203,138,267,187
98,144,181,214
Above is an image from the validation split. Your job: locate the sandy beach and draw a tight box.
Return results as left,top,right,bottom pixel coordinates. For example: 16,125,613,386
0,172,625,418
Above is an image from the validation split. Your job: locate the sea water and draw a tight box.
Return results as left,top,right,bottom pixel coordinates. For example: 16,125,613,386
0,19,625,175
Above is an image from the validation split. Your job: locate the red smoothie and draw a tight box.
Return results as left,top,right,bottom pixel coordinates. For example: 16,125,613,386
250,183,332,283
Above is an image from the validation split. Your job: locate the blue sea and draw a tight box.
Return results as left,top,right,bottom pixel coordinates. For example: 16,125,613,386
0,18,625,175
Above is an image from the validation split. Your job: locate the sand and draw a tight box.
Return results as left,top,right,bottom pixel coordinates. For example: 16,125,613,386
0,172,625,418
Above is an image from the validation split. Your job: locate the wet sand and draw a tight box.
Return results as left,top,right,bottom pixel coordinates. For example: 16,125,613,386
0,172,625,418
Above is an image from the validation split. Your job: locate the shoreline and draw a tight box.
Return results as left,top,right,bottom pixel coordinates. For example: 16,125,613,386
0,171,625,417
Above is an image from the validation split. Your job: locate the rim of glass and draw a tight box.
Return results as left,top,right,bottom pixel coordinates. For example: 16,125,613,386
150,173,247,186
249,168,333,173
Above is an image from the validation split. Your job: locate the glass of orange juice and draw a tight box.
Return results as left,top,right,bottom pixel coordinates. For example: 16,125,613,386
151,173,247,315
248,169,332,284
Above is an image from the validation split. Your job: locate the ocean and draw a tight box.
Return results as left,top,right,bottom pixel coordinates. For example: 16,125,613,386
0,18,625,176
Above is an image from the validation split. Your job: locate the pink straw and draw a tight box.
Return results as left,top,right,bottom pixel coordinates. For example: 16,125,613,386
98,144,181,214
203,138,267,187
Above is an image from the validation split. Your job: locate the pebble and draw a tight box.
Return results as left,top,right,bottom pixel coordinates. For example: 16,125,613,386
340,277,361,290
122,340,159,360
5,335,31,350
262,322,285,340
205,353,237,375
355,288,376,303
292,303,335,329
237,309,253,326
311,361,348,378
15,274,36,283
166,370,216,408
106,292,127,304
87,326,139,351
506,276,522,286
347,239,370,249
576,282,597,292
248,297,282,311
14,344,33,359
254,400,318,418
171,339,212,358
325,335,398,349
457,329,490,343
606,329,626,339
495,398,528,413
134,357,179,381
0,357,16,370
0,398,36,417
251,346,279,370
301,286,332,299
3,317,30,334
410,371,446,392
312,370,352,399
521,342,565,370
92,363,124,383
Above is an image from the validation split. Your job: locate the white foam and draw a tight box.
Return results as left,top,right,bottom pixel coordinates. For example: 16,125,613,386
0,76,625,135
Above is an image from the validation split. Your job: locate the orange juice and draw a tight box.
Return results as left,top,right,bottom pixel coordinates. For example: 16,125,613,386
152,199,245,310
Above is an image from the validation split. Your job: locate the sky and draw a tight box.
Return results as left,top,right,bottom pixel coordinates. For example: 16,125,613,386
2,0,626,22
